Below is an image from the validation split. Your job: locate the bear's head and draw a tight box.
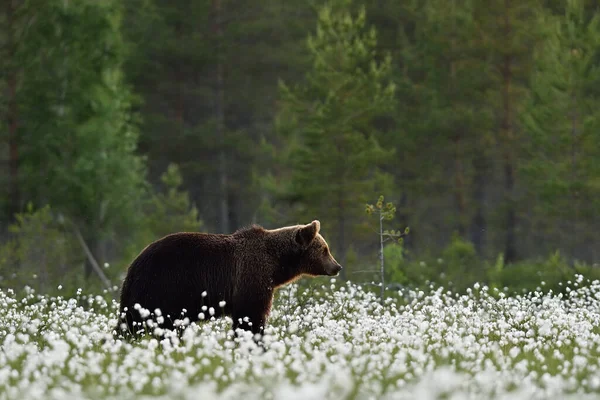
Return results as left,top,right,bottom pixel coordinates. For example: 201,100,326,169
294,220,343,277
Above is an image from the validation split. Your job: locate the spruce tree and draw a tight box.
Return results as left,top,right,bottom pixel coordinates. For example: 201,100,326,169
271,3,396,276
522,0,600,259
475,0,545,262
409,0,493,245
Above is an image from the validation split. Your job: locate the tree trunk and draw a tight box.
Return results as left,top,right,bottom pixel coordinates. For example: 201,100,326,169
450,0,467,238
175,37,184,127
470,153,487,255
503,158,517,263
84,235,96,279
453,135,467,236
500,5,517,263
6,0,20,220
212,0,229,234
337,193,347,280
569,95,579,261
228,191,238,232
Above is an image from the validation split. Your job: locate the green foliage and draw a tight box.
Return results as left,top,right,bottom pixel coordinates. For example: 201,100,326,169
366,195,396,220
124,164,203,262
377,0,495,250
441,234,478,271
439,234,481,291
486,250,600,295
0,204,82,296
366,195,409,302
144,163,203,237
121,0,315,235
382,243,407,284
387,235,481,293
521,0,600,256
270,4,397,269
0,164,202,297
366,195,409,244
381,240,600,296
4,0,148,273
3,0,600,295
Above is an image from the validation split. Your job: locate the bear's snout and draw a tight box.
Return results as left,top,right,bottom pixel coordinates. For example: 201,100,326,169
326,261,343,276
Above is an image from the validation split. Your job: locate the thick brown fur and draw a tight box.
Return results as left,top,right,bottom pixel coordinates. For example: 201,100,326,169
115,220,342,340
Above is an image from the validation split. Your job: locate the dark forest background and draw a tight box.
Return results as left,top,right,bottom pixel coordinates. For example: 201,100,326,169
1,0,600,296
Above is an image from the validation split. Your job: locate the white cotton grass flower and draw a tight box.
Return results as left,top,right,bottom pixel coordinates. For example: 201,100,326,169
3,277,600,399
288,322,299,334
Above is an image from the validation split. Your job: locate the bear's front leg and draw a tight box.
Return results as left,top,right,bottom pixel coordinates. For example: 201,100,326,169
232,285,273,343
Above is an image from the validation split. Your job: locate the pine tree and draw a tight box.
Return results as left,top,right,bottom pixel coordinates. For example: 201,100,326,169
522,0,600,260
0,0,23,224
365,0,495,255
476,0,545,262
122,0,316,233
271,3,396,276
409,0,493,244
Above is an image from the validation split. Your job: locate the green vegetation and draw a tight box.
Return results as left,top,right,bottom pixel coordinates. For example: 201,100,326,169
366,195,409,302
1,0,600,295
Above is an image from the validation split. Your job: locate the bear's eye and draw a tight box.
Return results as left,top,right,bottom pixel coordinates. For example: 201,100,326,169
322,248,328,256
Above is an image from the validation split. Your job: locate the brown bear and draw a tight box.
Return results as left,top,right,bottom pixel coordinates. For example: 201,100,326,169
115,220,342,340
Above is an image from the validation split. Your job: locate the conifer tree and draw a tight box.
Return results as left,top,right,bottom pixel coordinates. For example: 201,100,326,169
523,0,600,259
271,3,396,275
476,0,545,262
411,0,493,244
121,0,315,233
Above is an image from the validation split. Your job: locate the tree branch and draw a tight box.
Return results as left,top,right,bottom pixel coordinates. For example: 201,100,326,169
70,223,113,292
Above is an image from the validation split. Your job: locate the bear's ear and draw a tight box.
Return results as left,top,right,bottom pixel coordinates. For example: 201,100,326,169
296,220,320,246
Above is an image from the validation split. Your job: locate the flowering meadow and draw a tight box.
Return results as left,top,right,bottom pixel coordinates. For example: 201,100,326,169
1,276,600,400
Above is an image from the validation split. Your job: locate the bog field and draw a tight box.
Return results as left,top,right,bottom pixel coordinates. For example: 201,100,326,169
1,277,600,400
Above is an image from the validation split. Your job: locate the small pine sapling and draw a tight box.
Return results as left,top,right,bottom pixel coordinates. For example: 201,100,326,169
366,195,409,303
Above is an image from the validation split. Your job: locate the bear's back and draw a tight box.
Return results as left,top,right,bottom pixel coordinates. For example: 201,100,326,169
134,232,236,273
